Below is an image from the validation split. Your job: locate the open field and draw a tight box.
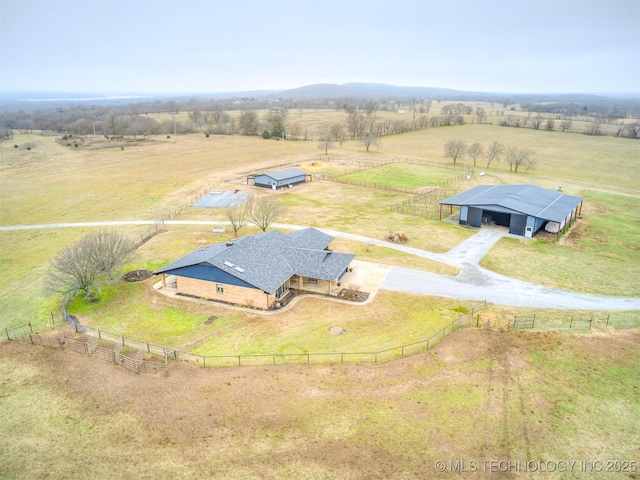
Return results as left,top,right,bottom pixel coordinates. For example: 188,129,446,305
340,162,464,189
1,328,638,479
1,117,639,328
1,106,639,478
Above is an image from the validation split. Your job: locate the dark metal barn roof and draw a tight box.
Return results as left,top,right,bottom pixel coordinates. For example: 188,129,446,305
440,185,583,223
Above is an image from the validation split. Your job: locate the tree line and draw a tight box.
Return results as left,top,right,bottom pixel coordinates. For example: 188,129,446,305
444,138,536,173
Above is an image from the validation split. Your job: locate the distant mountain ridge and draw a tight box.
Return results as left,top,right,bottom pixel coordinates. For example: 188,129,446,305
271,82,465,100
1,82,637,111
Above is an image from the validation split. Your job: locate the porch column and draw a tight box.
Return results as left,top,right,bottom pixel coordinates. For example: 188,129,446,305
162,274,166,288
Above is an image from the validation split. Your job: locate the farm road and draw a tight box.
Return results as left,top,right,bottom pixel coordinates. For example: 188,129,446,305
2,220,639,311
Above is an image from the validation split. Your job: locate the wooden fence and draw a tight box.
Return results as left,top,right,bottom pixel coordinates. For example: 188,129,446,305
6,321,168,376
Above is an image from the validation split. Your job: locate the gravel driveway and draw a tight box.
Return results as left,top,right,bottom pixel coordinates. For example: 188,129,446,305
3,220,639,310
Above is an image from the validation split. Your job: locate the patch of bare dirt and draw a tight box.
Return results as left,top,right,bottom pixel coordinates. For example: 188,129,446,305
2,328,638,478
122,270,153,282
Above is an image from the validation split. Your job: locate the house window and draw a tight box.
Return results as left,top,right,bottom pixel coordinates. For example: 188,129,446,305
276,282,289,299
216,284,224,294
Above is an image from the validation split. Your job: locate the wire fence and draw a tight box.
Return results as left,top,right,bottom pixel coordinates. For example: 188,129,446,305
6,303,638,374
510,313,612,332
6,300,487,371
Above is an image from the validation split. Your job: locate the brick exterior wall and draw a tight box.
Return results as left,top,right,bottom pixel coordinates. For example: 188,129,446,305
177,277,275,309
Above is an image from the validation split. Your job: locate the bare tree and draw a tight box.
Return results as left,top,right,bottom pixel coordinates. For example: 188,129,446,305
226,199,252,237
90,230,135,279
505,146,534,172
103,113,124,136
364,101,378,116
358,131,378,152
475,107,487,124
467,142,484,166
444,138,466,164
329,123,345,146
531,114,545,130
344,105,365,139
485,140,503,168
238,111,259,135
585,122,603,136
560,118,573,132
624,122,640,138
247,196,286,232
317,132,335,155
45,230,134,299
544,119,556,131
288,122,301,140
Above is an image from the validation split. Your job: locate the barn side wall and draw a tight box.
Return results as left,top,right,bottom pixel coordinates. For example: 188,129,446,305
467,207,483,228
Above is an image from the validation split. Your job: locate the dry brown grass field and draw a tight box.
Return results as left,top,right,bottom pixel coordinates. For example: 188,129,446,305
1,327,638,479
1,106,639,479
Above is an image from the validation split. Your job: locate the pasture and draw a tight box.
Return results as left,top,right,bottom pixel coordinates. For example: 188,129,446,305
1,106,639,478
1,328,638,478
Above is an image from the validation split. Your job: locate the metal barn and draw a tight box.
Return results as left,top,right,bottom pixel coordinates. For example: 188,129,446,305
439,185,583,238
249,168,310,190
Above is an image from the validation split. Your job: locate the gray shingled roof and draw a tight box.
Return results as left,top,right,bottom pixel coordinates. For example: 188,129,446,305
440,185,583,223
155,228,355,294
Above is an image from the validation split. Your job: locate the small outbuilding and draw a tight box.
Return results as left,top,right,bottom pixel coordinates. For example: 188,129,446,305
248,167,311,190
439,184,583,238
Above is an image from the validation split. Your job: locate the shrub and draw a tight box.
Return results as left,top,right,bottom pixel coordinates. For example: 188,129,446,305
261,129,271,139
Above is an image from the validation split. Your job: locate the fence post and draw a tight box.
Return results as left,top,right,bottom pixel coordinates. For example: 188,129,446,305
532,314,536,329
589,315,593,329
29,322,33,333
51,312,55,325
569,316,573,329
5,328,9,341
238,356,241,367
341,353,344,364
606,315,610,328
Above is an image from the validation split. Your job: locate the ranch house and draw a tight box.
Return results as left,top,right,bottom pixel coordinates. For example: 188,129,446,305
439,184,583,238
154,228,355,310
248,167,311,190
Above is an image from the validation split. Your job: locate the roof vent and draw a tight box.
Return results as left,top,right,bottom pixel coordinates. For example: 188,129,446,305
234,266,245,273
224,261,234,268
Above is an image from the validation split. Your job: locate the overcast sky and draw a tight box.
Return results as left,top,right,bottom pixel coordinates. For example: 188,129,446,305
1,0,639,95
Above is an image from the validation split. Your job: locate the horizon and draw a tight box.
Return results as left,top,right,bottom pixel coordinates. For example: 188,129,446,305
2,0,639,96
3,82,639,100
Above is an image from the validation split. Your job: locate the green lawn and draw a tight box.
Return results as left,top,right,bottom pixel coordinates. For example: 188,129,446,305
340,162,463,189
480,190,640,296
